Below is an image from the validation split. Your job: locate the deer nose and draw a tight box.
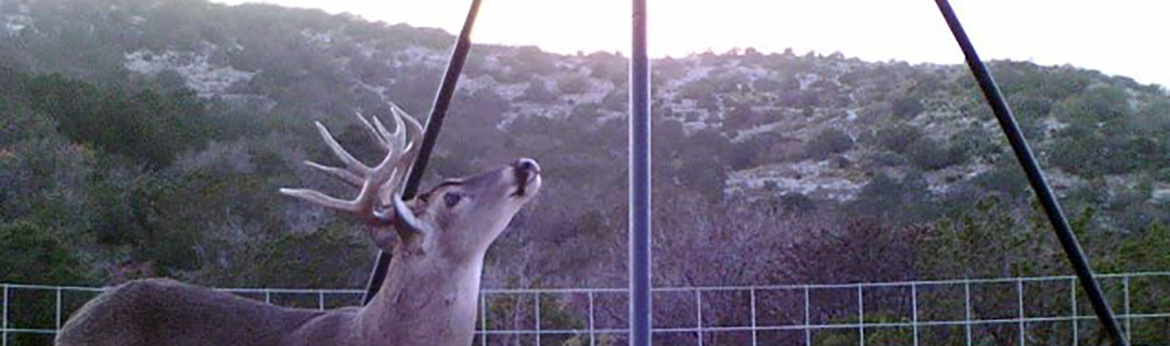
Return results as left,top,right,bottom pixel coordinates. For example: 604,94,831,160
514,158,540,176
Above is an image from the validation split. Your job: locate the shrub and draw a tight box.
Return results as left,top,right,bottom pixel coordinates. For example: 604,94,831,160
519,82,556,103
0,220,87,283
891,95,924,119
556,74,591,95
806,128,854,159
907,137,967,170
875,123,923,153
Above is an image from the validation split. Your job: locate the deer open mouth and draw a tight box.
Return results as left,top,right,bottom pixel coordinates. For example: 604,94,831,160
510,158,541,198
511,172,538,198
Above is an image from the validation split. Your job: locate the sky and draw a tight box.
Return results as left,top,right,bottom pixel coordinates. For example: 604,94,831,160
211,0,1170,88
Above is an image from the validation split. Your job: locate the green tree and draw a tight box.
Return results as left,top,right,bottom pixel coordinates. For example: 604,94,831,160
26,74,212,168
1,220,90,346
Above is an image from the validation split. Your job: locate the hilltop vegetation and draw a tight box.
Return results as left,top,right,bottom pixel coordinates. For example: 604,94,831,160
3,0,1169,290
1,0,1169,344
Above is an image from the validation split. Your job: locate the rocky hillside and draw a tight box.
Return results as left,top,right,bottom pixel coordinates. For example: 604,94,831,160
2,0,1168,288
5,0,1167,210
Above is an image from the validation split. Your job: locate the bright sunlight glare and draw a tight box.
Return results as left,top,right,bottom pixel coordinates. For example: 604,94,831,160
211,0,1170,87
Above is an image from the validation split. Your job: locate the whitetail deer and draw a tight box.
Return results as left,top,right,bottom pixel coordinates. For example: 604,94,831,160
56,105,542,346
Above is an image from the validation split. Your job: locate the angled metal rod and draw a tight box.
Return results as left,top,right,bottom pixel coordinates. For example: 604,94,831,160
629,0,652,344
362,0,484,305
932,1,1128,345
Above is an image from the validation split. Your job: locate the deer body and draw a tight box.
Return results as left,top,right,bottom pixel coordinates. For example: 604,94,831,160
56,106,542,346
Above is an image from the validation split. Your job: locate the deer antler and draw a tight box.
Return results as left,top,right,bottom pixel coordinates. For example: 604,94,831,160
280,105,426,248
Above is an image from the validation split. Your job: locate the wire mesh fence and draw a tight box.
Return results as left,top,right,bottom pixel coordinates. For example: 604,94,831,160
3,272,1168,345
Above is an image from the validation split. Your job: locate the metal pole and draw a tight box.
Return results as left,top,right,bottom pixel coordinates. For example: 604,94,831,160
629,0,652,344
480,293,488,346
363,0,484,304
803,286,811,346
911,283,919,346
858,285,865,346
1017,279,1026,346
695,290,704,346
3,284,8,346
535,293,542,346
964,280,972,346
749,287,758,346
56,288,62,330
931,1,1128,345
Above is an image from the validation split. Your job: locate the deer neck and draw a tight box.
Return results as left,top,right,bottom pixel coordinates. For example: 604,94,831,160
357,248,485,344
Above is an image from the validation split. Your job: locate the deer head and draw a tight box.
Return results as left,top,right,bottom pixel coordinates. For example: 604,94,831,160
279,105,541,261
57,105,540,346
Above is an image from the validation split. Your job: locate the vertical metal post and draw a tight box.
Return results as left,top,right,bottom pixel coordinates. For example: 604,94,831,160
56,288,63,330
318,291,325,311
3,284,7,346
1071,278,1079,346
588,291,596,346
1123,277,1131,342
750,287,759,346
535,293,542,346
804,286,812,346
964,280,972,346
629,0,652,344
695,290,704,346
480,293,488,346
858,285,865,346
931,1,1128,345
1017,279,1026,346
363,0,484,304
911,283,920,346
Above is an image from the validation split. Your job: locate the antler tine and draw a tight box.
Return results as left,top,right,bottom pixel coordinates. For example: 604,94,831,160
372,115,398,149
315,121,372,175
303,160,364,187
389,109,408,153
281,105,429,240
377,106,423,199
279,188,360,213
283,116,404,222
394,104,424,153
354,112,391,150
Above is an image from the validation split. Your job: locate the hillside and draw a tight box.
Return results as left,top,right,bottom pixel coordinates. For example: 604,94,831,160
2,0,1168,286
3,0,1170,344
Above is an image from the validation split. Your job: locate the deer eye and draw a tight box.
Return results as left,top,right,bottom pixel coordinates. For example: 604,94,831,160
443,192,462,208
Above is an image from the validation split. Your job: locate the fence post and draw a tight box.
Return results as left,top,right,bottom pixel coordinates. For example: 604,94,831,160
858,285,865,346
588,291,596,346
1017,278,1025,346
3,284,8,346
1123,276,1131,342
750,287,758,346
804,286,812,346
911,283,919,346
1071,278,1078,346
318,291,325,311
480,293,488,346
964,280,972,346
535,293,542,346
695,290,704,346
56,288,63,330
